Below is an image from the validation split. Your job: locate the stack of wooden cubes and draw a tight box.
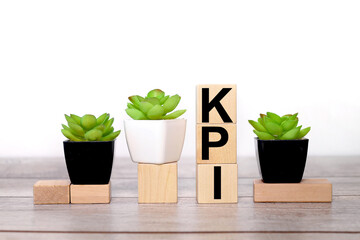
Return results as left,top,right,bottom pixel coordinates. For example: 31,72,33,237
196,85,238,203
33,180,111,204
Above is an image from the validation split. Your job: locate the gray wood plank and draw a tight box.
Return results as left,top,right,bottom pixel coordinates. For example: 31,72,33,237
1,177,359,198
0,196,359,233
0,232,359,240
1,156,359,237
1,156,359,179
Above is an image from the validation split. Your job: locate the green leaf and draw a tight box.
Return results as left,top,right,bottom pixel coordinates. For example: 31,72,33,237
289,113,298,120
280,119,298,131
103,118,114,133
163,109,186,119
280,116,289,122
65,114,77,125
266,112,282,124
160,95,169,105
264,119,282,136
279,128,300,140
147,89,165,99
144,97,160,106
96,113,109,125
127,103,137,109
103,126,114,136
63,124,83,137
147,105,165,120
125,108,148,120
61,129,82,141
85,129,103,141
68,122,85,137
139,101,154,114
81,114,97,130
298,127,311,139
101,130,121,141
163,94,181,113
253,130,275,140
248,120,267,132
128,95,142,107
95,124,105,132
62,124,70,131
258,117,265,127
70,114,81,125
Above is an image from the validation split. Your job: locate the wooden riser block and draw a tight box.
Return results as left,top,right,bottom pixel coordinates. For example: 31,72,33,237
138,163,178,203
197,164,238,203
70,182,111,204
253,179,332,203
33,180,70,205
197,84,237,124
196,123,237,164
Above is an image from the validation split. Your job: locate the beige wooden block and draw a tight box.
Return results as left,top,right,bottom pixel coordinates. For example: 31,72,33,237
196,123,236,164
138,163,178,203
197,84,237,124
33,180,70,204
197,164,238,203
70,182,111,204
253,179,332,202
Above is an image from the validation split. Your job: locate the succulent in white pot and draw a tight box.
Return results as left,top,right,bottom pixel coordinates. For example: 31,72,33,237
124,89,187,164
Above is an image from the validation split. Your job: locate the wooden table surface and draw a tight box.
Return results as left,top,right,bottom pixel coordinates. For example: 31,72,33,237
0,156,360,239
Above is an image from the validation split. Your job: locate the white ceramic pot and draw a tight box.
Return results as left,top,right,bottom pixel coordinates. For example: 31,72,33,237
124,119,187,164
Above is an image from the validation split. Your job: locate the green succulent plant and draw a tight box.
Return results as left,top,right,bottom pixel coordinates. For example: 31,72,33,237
125,89,186,120
249,112,311,140
61,113,120,141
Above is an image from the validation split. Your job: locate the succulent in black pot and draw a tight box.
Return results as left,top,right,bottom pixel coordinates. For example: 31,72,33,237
61,113,120,184
249,112,311,183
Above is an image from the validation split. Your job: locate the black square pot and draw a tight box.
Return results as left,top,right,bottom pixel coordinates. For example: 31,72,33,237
63,141,114,184
255,138,309,183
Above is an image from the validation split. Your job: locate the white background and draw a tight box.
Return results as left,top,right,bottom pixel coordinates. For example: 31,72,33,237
0,0,359,159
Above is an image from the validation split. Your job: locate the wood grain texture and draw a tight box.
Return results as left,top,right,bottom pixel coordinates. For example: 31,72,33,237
254,179,332,202
138,163,177,203
1,196,360,232
1,177,359,198
197,164,238,203
70,183,111,204
2,156,360,179
1,156,360,239
0,233,359,240
196,124,237,164
33,180,70,204
196,84,237,124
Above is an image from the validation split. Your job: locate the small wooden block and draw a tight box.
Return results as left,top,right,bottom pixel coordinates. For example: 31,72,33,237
197,84,237,124
33,180,70,204
253,179,332,202
70,182,111,204
197,164,238,203
138,163,177,203
196,123,236,164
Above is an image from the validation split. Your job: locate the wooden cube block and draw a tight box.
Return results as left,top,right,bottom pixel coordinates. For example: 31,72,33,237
197,84,237,124
253,179,332,202
33,180,70,204
197,164,238,203
196,123,236,164
70,182,111,204
138,162,177,203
